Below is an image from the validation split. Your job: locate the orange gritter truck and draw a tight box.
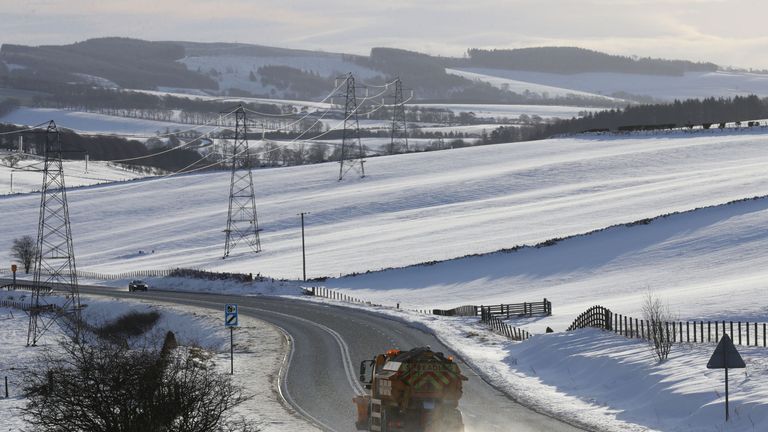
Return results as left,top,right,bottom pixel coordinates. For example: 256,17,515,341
353,346,467,432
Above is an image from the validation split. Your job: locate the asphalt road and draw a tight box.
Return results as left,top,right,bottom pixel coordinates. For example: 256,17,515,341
52,284,587,432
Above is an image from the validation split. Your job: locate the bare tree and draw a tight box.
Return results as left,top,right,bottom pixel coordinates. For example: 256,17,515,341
642,290,675,361
22,333,257,432
2,153,23,168
11,235,37,273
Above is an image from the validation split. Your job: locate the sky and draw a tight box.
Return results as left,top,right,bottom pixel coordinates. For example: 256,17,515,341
2,0,768,69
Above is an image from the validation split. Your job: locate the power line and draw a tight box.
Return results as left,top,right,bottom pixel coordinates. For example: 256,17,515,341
241,78,348,117
104,125,224,163
0,121,56,136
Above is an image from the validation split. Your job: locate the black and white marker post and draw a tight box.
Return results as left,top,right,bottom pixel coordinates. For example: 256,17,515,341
225,304,239,375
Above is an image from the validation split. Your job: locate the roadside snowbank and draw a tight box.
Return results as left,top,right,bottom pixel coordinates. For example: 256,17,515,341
0,292,317,432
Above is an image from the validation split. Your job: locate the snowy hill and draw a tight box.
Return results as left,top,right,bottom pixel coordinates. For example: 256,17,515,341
453,67,768,102
0,108,211,137
329,194,768,325
0,153,149,194
3,128,768,281
179,54,382,99
446,68,625,102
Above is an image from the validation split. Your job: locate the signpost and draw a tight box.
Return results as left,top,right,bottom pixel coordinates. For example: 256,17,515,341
11,264,17,290
707,334,746,421
225,304,239,375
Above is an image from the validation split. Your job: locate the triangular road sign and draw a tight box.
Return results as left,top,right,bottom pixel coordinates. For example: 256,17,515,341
707,334,746,369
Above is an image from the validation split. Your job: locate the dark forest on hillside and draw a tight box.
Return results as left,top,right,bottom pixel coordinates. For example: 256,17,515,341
463,47,718,76
483,95,768,144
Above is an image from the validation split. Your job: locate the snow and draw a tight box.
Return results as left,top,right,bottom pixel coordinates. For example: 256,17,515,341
4,128,768,281
414,103,593,120
4,116,768,430
0,291,316,431
323,192,768,330
179,54,381,97
279,290,767,432
454,68,768,101
412,124,518,135
496,330,768,432
0,153,146,194
0,107,215,137
417,313,768,432
446,68,624,102
129,88,334,110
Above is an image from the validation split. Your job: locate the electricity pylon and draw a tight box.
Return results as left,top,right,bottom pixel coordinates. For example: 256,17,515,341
338,73,365,180
223,106,262,258
389,78,409,154
27,121,81,346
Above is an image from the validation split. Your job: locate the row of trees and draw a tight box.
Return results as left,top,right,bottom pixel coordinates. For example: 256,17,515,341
539,95,768,137
480,95,768,145
32,85,284,116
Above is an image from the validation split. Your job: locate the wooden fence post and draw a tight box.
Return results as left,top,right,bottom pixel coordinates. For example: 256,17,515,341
746,322,750,346
754,323,758,347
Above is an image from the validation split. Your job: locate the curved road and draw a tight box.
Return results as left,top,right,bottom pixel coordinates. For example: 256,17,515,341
73,285,585,432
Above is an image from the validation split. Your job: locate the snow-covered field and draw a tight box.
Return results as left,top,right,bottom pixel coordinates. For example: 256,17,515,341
454,68,768,101
0,153,147,194
129,88,334,110
4,129,768,282
415,103,593,120
446,68,624,102
327,194,768,326
179,54,381,98
0,108,212,137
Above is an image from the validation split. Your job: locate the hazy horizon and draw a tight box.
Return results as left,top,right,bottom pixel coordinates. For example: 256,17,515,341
2,0,768,70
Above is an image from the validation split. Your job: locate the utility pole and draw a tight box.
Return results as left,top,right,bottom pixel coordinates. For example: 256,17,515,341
27,121,81,346
298,212,310,281
337,73,365,181
223,105,262,258
389,78,409,154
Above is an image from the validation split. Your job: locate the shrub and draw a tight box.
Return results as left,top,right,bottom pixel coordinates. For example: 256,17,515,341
23,332,256,432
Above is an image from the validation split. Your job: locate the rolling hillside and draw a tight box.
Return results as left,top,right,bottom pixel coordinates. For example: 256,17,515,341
9,38,768,105
2,128,768,282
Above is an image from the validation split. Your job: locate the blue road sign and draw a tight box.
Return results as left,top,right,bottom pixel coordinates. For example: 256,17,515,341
225,304,239,327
